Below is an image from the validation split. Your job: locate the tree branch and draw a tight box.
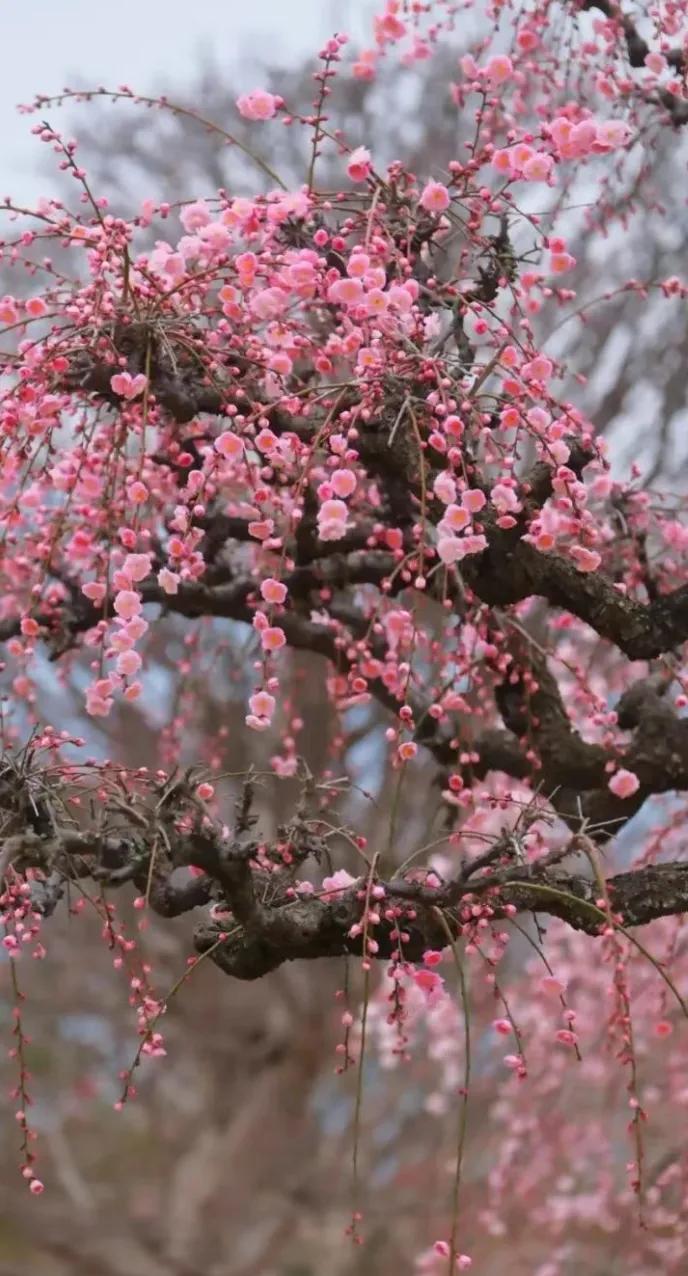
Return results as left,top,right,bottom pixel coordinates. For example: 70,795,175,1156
6,809,688,981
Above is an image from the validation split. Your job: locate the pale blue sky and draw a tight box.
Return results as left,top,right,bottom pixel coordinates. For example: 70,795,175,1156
2,0,370,197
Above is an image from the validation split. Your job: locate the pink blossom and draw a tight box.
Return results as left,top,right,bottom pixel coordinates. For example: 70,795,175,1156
86,690,113,718
413,968,446,1005
571,119,598,152
123,616,148,641
317,498,349,542
512,143,535,169
352,52,377,81
296,881,315,897
570,545,601,572
540,975,567,997
441,504,471,533
461,534,488,557
522,153,555,183
549,116,598,159
490,483,520,514
492,148,514,174
116,649,142,677
255,428,278,453
236,89,279,121
331,468,357,498
387,283,413,311
484,54,513,85
608,768,640,799
249,690,276,720
434,472,456,505
180,200,212,232
347,146,372,182
110,371,148,400
0,295,17,324
128,481,148,504
461,488,486,513
419,181,450,213
321,869,358,902
82,581,106,604
214,430,244,459
364,288,388,315
645,51,666,74
549,251,576,274
517,28,539,51
248,519,274,541
268,351,292,377
328,277,364,306
460,53,479,79
260,577,287,605
437,535,465,565
158,568,180,595
139,198,155,226
523,355,553,381
595,119,633,151
374,6,406,42
25,296,48,318
555,1029,578,1047
110,630,134,653
347,252,369,277
122,553,151,583
261,626,286,652
113,589,142,620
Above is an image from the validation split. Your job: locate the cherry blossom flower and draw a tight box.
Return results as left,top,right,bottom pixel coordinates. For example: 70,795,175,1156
321,869,359,902
236,89,279,121
113,590,142,620
484,54,513,84
110,372,147,400
570,545,601,572
331,468,357,498
608,769,640,798
419,181,450,212
260,578,288,605
261,626,286,652
158,568,180,595
412,969,446,1006
347,146,372,181
317,498,349,541
214,431,244,459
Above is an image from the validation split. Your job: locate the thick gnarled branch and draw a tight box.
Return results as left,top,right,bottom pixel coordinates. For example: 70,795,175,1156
6,810,688,981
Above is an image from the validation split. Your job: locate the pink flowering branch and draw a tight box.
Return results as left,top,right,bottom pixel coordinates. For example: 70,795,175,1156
6,768,688,982
578,0,688,126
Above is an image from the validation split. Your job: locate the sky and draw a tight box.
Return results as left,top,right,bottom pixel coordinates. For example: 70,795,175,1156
2,0,370,199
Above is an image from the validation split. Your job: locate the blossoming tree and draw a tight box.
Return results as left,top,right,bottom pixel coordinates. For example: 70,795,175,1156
3,0,688,1271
